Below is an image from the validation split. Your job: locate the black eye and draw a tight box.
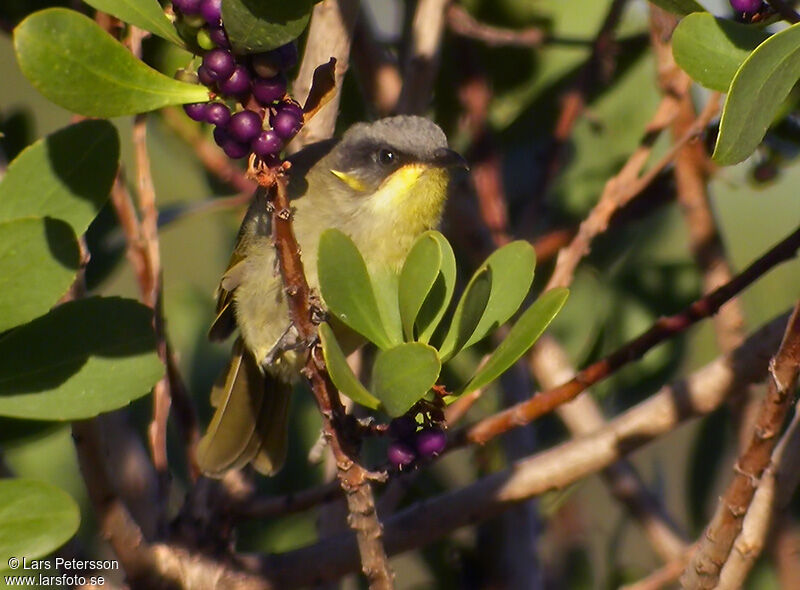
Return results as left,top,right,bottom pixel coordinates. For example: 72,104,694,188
377,148,396,166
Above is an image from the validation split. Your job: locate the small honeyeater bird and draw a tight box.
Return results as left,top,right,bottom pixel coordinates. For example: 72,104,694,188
197,115,467,477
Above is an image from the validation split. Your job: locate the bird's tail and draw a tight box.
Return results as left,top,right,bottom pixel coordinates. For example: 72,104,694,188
197,338,291,477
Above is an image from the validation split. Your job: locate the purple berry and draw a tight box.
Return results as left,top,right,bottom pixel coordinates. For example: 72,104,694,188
275,42,298,70
173,0,203,15
200,0,222,24
213,125,229,146
730,0,762,12
197,65,216,87
208,25,230,49
252,130,284,158
389,416,417,440
205,102,231,126
218,64,251,96
270,104,304,140
228,110,263,143
221,139,250,159
387,441,416,468
414,428,447,457
203,48,235,81
183,102,208,121
252,74,287,105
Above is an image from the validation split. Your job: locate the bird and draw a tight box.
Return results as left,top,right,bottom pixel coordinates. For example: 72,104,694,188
197,115,467,477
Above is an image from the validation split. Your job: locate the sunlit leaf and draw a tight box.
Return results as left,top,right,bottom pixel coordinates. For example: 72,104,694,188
83,0,184,46
0,297,163,419
318,229,395,349
319,323,380,410
303,58,337,122
416,232,456,344
14,9,208,117
0,120,119,236
399,233,443,341
0,218,79,332
221,0,314,54
714,22,800,164
647,0,706,15
371,343,441,417
438,268,492,361
672,13,769,92
462,288,569,395
0,479,80,568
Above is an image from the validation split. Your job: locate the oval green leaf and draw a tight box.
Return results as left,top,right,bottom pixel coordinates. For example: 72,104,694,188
438,268,492,361
672,13,769,92
14,8,208,117
648,0,706,14
221,0,314,54
0,218,79,333
462,287,569,395
318,228,394,349
0,297,163,420
399,233,443,341
83,0,185,46
462,240,536,352
319,323,380,410
0,479,80,568
714,22,800,165
371,343,441,417
416,232,456,344
0,120,119,236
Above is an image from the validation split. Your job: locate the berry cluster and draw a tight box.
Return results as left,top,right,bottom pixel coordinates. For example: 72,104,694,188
175,0,304,160
729,0,763,14
386,415,447,470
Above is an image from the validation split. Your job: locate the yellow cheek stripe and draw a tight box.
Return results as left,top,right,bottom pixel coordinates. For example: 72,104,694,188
369,164,427,210
330,169,369,192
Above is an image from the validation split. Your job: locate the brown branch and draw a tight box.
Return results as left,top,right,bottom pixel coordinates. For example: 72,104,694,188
351,13,402,116
446,4,546,47
545,91,718,290
260,172,393,589
465,226,800,445
290,0,361,150
161,107,255,195
682,301,800,589
621,549,694,590
766,0,800,23
251,313,789,587
396,0,450,115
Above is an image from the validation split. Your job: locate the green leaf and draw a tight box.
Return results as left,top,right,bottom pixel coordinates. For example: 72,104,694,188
672,13,769,92
416,232,456,344
462,288,569,395
83,0,184,47
317,229,395,349
0,218,79,333
462,241,536,352
438,268,492,361
0,120,119,236
399,233,443,341
221,0,314,54
647,0,706,15
319,323,380,410
371,343,441,417
713,22,800,165
0,297,163,420
14,8,208,117
0,479,80,568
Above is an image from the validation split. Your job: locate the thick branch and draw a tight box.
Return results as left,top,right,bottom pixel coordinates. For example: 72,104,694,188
251,313,789,587
682,302,800,589
466,226,800,444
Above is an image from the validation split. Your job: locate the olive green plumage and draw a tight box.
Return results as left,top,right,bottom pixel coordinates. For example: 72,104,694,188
197,116,466,477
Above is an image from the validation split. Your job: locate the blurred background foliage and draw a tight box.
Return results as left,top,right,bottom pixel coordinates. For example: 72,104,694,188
0,0,799,588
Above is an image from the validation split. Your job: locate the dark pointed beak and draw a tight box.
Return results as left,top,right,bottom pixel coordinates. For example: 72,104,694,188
432,147,469,170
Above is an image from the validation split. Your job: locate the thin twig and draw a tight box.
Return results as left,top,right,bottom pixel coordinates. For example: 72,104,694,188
766,0,800,23
446,4,545,47
465,226,800,445
260,172,394,589
682,301,800,589
545,93,719,291
250,313,790,587
621,549,694,590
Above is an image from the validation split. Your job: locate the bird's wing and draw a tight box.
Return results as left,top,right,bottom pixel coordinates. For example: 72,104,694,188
208,249,246,341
